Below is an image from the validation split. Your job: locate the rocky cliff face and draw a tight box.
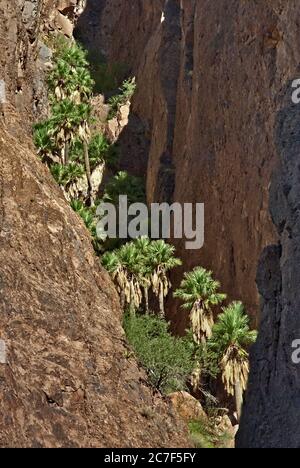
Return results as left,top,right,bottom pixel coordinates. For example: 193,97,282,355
76,0,300,446
0,0,189,448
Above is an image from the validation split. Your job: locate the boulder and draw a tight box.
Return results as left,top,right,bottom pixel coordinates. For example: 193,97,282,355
169,391,208,423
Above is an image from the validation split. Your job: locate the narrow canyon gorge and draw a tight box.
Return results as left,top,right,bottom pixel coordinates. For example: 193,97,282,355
1,0,300,449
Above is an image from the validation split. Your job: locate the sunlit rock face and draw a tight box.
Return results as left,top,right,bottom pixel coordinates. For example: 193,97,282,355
0,0,190,448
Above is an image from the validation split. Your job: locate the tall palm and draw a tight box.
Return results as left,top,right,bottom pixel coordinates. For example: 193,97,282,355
48,59,72,102
134,237,152,314
73,67,94,103
33,121,55,160
102,243,144,313
77,104,93,205
148,240,182,318
88,133,110,170
51,99,84,165
49,59,93,105
174,267,226,344
209,301,257,421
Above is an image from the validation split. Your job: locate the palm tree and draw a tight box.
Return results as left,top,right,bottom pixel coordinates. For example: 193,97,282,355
209,301,257,421
102,243,144,313
73,67,94,103
134,237,152,314
148,240,182,318
50,163,66,186
48,59,70,102
50,163,85,187
88,133,110,170
174,267,226,344
33,121,55,160
49,43,94,105
59,43,89,70
77,104,93,205
103,171,146,206
51,99,84,165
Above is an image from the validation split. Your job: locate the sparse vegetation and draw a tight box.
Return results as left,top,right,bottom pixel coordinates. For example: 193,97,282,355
123,313,194,393
188,418,233,449
108,77,136,119
84,49,129,94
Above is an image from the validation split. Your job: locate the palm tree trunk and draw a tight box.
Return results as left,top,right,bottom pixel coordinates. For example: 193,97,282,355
120,291,125,310
159,287,165,318
144,287,149,315
64,141,69,165
235,378,243,422
83,140,94,206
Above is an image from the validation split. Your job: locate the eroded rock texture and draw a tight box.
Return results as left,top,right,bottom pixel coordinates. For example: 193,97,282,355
0,0,189,448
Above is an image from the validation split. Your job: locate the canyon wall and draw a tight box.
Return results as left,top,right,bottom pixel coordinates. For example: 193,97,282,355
3,0,300,448
237,59,300,448
77,0,300,446
78,0,283,328
0,0,189,448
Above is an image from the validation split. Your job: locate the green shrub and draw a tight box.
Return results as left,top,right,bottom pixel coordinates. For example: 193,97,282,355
108,77,136,119
70,198,98,240
188,420,216,449
188,418,234,449
88,133,119,170
103,171,146,205
50,163,85,187
33,120,55,159
123,313,194,394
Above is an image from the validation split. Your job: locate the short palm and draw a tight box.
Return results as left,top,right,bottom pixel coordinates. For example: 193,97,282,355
88,133,110,169
209,301,257,397
33,121,54,158
148,240,182,317
103,171,146,205
174,267,226,343
102,243,144,311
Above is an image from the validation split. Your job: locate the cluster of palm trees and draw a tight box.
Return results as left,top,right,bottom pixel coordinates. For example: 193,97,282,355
174,268,257,420
34,39,113,205
102,238,181,317
103,239,257,420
